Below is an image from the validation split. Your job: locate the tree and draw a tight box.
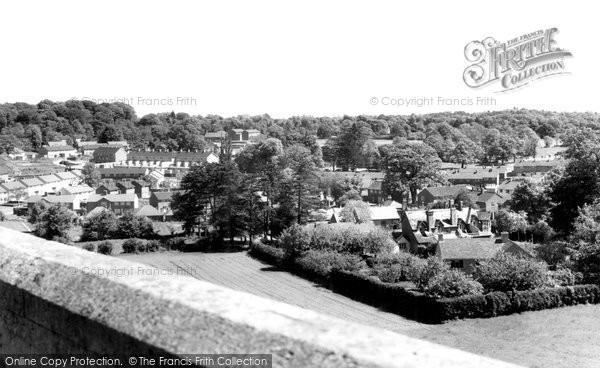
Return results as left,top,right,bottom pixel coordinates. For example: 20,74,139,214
339,200,371,223
81,162,101,187
82,210,118,241
97,125,123,143
494,210,528,240
279,144,320,224
380,142,445,204
29,125,43,151
33,204,74,240
508,181,552,224
448,139,481,168
173,162,248,244
571,200,600,244
116,213,155,239
337,121,373,170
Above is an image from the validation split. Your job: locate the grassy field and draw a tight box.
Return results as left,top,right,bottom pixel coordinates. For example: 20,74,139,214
121,251,600,368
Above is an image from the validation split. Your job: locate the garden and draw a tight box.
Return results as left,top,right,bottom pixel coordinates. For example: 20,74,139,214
249,223,600,323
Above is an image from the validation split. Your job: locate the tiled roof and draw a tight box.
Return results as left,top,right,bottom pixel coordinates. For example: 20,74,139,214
98,167,148,175
60,185,93,194
513,160,566,168
54,171,77,180
421,185,468,198
437,238,504,260
477,191,506,203
94,146,124,155
117,181,134,189
87,193,138,203
135,205,162,217
38,174,61,183
498,180,522,191
98,183,119,191
369,206,400,221
20,178,44,187
1,182,25,191
42,145,76,152
204,131,227,138
152,191,178,201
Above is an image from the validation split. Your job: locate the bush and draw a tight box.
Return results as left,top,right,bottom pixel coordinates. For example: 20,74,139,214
295,249,365,278
116,213,155,239
547,266,580,287
97,241,113,255
426,270,484,298
164,236,186,251
51,235,72,245
82,243,95,252
145,240,161,252
408,257,449,290
279,223,397,258
249,241,286,265
122,238,144,254
279,224,311,259
473,253,548,292
373,252,424,283
81,210,118,241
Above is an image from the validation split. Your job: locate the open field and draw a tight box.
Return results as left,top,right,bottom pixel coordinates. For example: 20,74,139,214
122,251,600,368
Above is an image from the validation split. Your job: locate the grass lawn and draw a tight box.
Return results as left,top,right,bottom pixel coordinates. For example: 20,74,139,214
409,304,600,368
121,251,600,368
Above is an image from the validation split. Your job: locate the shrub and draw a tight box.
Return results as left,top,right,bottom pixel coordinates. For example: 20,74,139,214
547,266,580,287
145,239,161,252
122,238,144,254
164,236,186,251
295,249,365,278
426,270,484,298
82,243,95,252
473,253,548,292
408,257,449,290
373,252,424,283
116,213,155,239
97,241,113,255
249,241,286,265
81,210,118,241
51,235,72,245
279,224,311,259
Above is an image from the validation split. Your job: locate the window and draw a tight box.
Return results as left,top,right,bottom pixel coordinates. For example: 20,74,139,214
449,260,464,269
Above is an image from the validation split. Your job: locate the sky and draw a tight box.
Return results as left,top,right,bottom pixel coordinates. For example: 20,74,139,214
0,0,595,118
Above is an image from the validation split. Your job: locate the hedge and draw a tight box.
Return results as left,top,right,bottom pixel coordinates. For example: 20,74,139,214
249,242,600,323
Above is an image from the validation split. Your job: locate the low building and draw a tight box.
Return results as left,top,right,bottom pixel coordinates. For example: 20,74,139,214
116,181,135,194
19,177,46,196
1,181,27,202
476,192,508,213
132,180,151,199
58,185,94,202
98,167,148,180
511,160,566,176
38,174,63,194
26,195,81,211
204,131,228,144
435,233,533,273
39,145,77,159
54,171,80,186
95,183,120,195
417,185,470,207
86,193,139,215
93,146,127,164
149,191,179,211
135,204,171,221
368,206,400,228
0,186,8,204
366,181,383,204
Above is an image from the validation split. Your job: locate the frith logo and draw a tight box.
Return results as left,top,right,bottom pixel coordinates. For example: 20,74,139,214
463,28,572,91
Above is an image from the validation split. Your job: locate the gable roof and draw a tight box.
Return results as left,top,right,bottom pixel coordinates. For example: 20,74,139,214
152,191,177,201
135,205,162,217
498,180,522,191
421,185,468,198
116,181,134,189
437,238,504,260
94,146,124,155
204,131,227,138
87,193,138,203
98,167,148,175
369,206,400,221
477,191,505,203
54,171,77,180
38,174,61,183
1,181,25,191
60,185,93,194
41,145,76,152
20,178,44,187
97,183,119,191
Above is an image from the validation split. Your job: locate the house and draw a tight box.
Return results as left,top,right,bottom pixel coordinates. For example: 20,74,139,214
0,186,8,204
1,181,26,202
19,177,46,196
86,193,139,215
229,128,261,142
149,191,179,211
116,181,135,194
447,167,508,190
93,146,127,164
25,195,81,211
98,167,148,180
38,174,63,194
9,148,36,161
125,150,219,169
476,191,507,213
368,206,400,228
366,181,383,204
39,145,77,159
54,171,79,186
204,131,228,144
0,165,12,183
47,140,67,147
435,232,533,273
58,185,94,201
417,185,470,207
135,204,170,221
95,183,120,195
79,142,105,156
511,160,566,176
497,180,522,197
132,180,151,199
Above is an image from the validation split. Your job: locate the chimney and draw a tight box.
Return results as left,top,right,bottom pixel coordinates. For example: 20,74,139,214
438,233,444,242
450,207,457,226
402,198,408,211
426,210,434,231
458,200,463,211
500,231,509,243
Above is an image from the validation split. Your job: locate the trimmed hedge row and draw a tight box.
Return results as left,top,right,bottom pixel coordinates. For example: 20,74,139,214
249,242,600,323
